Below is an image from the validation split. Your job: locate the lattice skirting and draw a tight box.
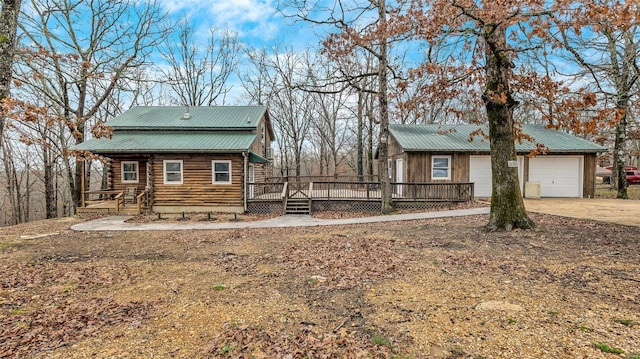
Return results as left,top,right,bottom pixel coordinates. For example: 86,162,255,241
247,199,470,214
394,201,461,210
312,200,381,212
247,201,282,214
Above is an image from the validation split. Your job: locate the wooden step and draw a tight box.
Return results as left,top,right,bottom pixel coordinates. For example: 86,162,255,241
285,198,310,215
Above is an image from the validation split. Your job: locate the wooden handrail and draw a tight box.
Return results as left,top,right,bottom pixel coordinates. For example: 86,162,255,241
136,191,147,214
114,192,124,213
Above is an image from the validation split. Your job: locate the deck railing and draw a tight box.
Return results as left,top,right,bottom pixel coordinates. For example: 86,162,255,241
264,175,379,183
309,181,474,202
81,188,149,214
248,181,473,202
391,182,474,201
248,182,286,200
310,181,380,200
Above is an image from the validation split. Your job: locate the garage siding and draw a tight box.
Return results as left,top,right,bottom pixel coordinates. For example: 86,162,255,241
395,148,596,198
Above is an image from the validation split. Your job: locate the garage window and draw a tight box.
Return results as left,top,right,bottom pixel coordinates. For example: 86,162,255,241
431,156,451,180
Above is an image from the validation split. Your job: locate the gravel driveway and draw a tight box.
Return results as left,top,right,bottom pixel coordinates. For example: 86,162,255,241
525,198,640,227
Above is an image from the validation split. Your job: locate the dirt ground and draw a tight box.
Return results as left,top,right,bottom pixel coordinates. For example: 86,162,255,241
1,208,639,358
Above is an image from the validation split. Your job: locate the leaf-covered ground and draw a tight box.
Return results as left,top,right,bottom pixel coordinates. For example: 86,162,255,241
0,212,638,358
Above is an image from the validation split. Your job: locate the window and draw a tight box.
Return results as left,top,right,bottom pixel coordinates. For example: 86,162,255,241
388,159,393,179
212,160,232,184
163,160,183,184
121,161,139,183
431,156,451,180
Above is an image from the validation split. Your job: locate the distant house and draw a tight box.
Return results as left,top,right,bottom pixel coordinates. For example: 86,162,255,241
387,124,606,198
74,106,274,213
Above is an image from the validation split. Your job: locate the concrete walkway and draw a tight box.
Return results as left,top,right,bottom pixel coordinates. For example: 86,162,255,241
71,207,491,231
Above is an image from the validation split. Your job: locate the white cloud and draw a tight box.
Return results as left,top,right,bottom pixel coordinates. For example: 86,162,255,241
157,0,280,41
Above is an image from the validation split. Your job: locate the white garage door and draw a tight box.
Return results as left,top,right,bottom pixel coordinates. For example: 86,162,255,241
529,156,582,197
469,156,524,198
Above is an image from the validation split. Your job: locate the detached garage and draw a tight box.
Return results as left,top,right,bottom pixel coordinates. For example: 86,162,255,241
387,124,605,198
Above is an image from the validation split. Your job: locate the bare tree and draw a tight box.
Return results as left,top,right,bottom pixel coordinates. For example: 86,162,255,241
242,47,314,177
15,0,168,210
159,20,241,106
0,0,22,217
555,5,640,199
281,0,402,213
307,59,354,177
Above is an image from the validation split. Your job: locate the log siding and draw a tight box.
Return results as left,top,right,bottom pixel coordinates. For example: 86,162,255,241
110,156,149,194
152,154,244,208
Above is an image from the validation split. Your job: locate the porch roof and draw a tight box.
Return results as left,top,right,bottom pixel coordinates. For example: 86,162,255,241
389,124,605,153
73,131,257,154
249,152,269,163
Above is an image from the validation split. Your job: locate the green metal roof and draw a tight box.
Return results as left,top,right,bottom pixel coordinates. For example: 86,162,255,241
106,106,268,130
248,152,269,163
73,131,257,154
389,124,605,153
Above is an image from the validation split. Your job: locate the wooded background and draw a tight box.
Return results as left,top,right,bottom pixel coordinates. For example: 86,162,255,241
1,0,638,225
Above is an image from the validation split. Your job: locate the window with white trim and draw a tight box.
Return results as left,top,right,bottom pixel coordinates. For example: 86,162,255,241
431,155,451,180
121,161,139,183
163,160,183,184
212,160,232,184
387,159,393,179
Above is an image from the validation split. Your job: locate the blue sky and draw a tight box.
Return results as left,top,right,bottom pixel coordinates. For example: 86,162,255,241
156,0,320,50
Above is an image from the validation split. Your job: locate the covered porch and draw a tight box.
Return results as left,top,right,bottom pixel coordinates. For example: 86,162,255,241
78,188,150,215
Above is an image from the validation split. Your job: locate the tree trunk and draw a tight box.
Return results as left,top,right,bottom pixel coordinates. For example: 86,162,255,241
0,0,21,147
44,147,57,218
483,25,534,231
357,90,364,182
378,0,393,214
367,102,375,181
2,140,22,224
613,107,628,199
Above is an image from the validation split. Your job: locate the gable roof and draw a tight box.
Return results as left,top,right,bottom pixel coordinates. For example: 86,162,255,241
106,106,269,131
389,124,605,153
73,105,273,155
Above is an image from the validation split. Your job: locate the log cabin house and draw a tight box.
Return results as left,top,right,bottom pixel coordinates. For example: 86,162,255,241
74,106,274,214
386,124,605,198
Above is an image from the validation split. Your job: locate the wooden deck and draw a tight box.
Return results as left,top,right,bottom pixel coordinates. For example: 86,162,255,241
78,201,146,215
79,189,150,215
79,181,474,215
249,182,474,202
247,181,474,214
